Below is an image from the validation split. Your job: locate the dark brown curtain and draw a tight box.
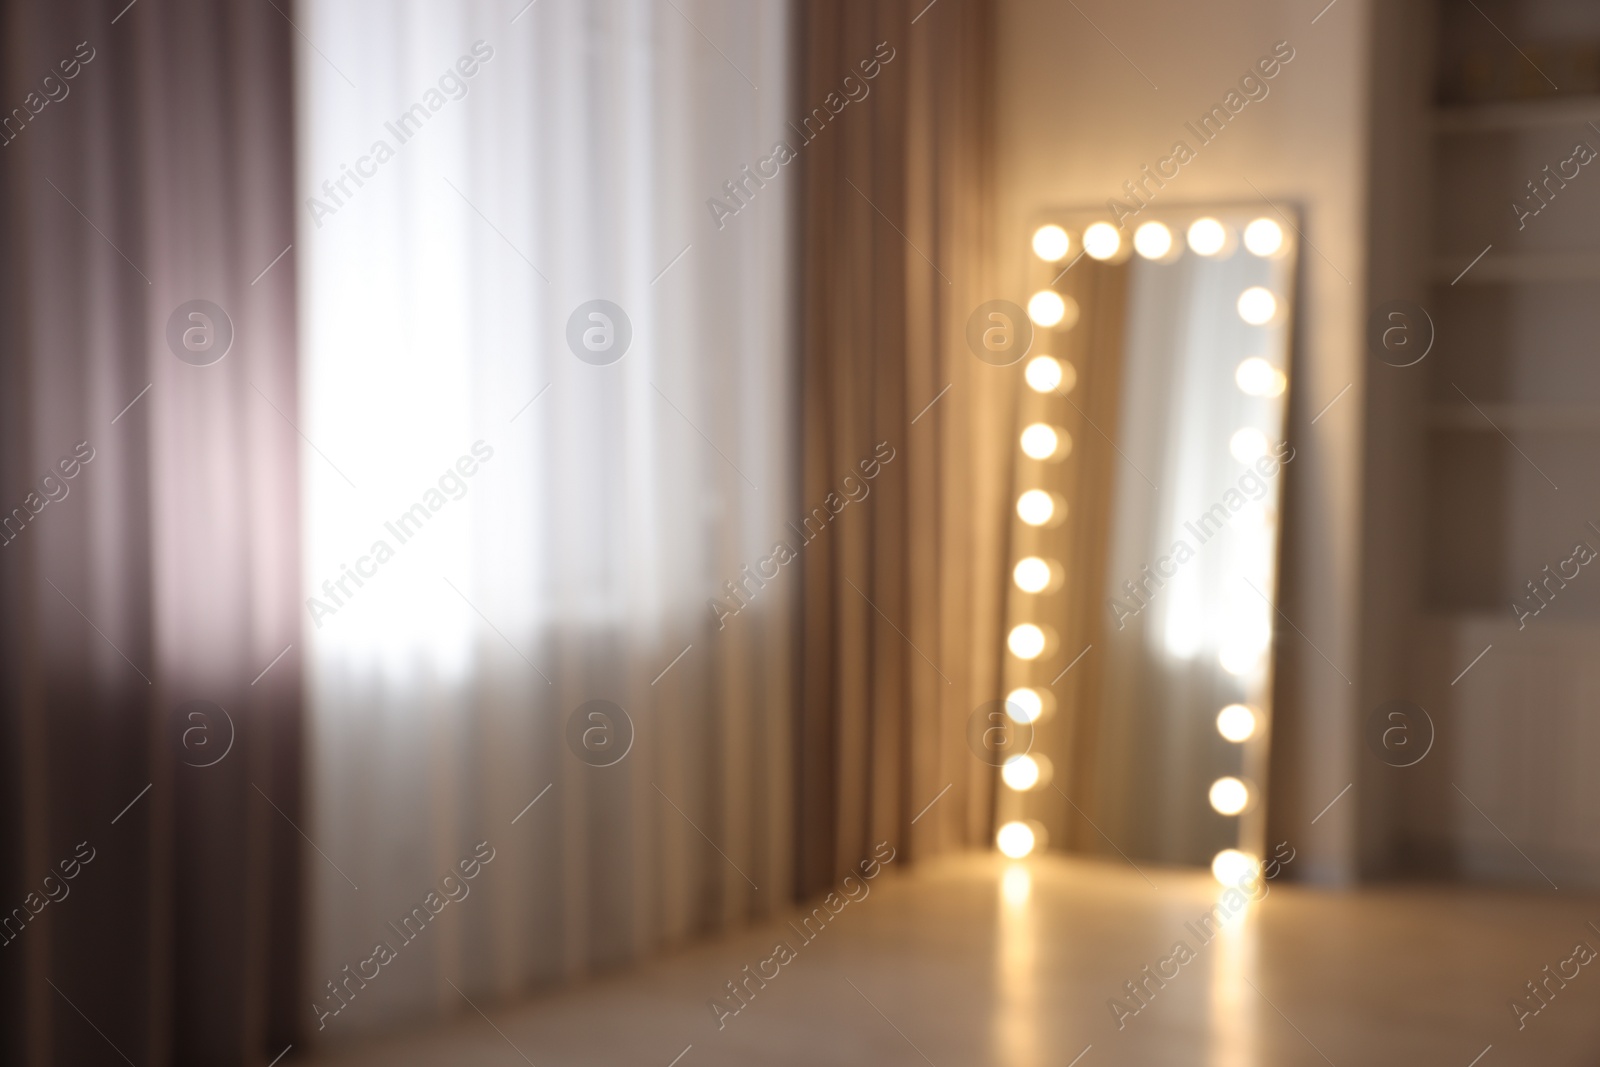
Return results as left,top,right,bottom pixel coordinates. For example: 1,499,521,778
795,0,1008,893
0,2,302,1064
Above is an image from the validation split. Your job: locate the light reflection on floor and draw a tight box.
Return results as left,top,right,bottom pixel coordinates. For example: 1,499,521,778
1209,893,1258,1067
306,851,1600,1067
996,864,1039,1065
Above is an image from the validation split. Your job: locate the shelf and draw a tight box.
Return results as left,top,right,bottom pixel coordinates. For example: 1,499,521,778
1436,94,1600,133
1432,251,1600,284
1429,403,1600,432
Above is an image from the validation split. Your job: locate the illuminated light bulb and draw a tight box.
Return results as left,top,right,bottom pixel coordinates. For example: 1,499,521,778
1187,217,1228,256
1024,355,1061,392
1133,221,1174,260
1032,224,1071,262
1013,556,1053,593
1082,222,1121,260
1244,217,1285,257
1002,754,1042,791
1016,490,1057,526
1209,776,1250,815
1212,848,1260,887
1028,290,1065,327
997,821,1036,858
1008,623,1046,660
1005,688,1044,724
1235,357,1286,398
1237,286,1277,325
1020,423,1060,460
1216,704,1257,742
1229,427,1269,463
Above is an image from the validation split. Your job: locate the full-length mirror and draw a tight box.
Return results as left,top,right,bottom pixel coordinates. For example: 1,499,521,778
1000,206,1298,877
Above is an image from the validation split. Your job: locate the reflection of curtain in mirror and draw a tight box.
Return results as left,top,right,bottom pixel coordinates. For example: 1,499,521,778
297,0,794,1035
1096,253,1279,865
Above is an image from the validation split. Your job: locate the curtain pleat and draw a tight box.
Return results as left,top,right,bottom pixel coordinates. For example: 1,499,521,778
796,0,1006,893
0,2,301,1065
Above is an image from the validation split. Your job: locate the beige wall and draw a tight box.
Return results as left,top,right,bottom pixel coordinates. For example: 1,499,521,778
995,0,1377,883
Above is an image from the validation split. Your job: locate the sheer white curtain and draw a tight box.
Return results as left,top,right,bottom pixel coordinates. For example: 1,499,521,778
294,0,794,1037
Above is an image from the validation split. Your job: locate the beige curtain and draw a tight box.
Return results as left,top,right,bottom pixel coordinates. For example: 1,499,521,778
0,0,302,1063
795,0,1007,892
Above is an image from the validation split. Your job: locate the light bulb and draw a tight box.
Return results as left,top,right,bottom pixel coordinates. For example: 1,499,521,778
1229,427,1269,463
1209,776,1250,815
1013,556,1052,593
1028,290,1076,328
1244,217,1284,257
1082,222,1121,260
1024,356,1070,393
1005,688,1044,724
1027,290,1065,327
997,821,1036,858
1211,848,1259,887
1016,490,1057,526
1024,356,1061,392
1032,224,1071,262
1235,357,1286,397
1237,287,1277,325
1216,704,1257,742
1133,221,1173,260
1187,217,1227,256
1008,624,1046,660
1020,423,1060,460
1002,754,1042,791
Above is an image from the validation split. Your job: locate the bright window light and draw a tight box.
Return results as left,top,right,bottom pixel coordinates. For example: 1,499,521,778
1133,221,1173,260
1244,217,1285,257
997,821,1037,858
1082,222,1121,260
1007,624,1046,660
1229,427,1269,463
1235,357,1286,397
1005,688,1044,724
1187,217,1227,256
1216,704,1257,742
1211,849,1259,886
1013,556,1053,593
1016,490,1056,526
1002,754,1043,791
1032,224,1071,262
1209,776,1250,815
1237,286,1277,325
1020,423,1060,460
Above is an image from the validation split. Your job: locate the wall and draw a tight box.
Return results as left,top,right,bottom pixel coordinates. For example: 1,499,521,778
995,0,1375,883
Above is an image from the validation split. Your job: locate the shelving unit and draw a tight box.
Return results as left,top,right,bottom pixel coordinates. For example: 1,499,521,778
1427,403,1600,431
1435,93,1600,132
1432,251,1600,283
1411,0,1600,888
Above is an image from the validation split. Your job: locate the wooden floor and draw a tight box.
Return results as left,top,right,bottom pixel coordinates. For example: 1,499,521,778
304,852,1600,1066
